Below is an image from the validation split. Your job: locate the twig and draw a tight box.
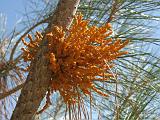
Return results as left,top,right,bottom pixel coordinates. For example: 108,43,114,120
106,0,120,24
0,83,24,100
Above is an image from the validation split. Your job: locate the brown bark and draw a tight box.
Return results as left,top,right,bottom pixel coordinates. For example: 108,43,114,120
11,0,80,120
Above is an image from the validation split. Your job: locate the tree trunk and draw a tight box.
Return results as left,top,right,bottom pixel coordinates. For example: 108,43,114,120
11,0,80,120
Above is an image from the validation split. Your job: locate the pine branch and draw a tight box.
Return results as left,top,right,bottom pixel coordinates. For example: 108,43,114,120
10,0,80,120
0,83,24,100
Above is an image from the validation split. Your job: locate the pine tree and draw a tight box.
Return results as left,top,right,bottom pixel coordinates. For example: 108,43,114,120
0,0,160,120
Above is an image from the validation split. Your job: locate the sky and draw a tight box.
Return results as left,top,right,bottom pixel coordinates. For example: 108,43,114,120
0,0,25,32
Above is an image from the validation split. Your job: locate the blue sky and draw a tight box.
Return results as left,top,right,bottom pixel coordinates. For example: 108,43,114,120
0,0,25,32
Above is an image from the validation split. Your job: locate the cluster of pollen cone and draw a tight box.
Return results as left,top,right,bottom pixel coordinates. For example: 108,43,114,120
21,13,129,110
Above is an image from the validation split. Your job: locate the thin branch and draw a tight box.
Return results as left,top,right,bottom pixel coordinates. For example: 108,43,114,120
106,0,120,24
0,83,24,100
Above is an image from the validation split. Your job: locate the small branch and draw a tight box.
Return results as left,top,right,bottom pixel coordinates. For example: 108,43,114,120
106,0,120,23
0,83,24,100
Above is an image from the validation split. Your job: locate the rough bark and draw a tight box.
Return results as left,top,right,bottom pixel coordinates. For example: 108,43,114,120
11,0,80,120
